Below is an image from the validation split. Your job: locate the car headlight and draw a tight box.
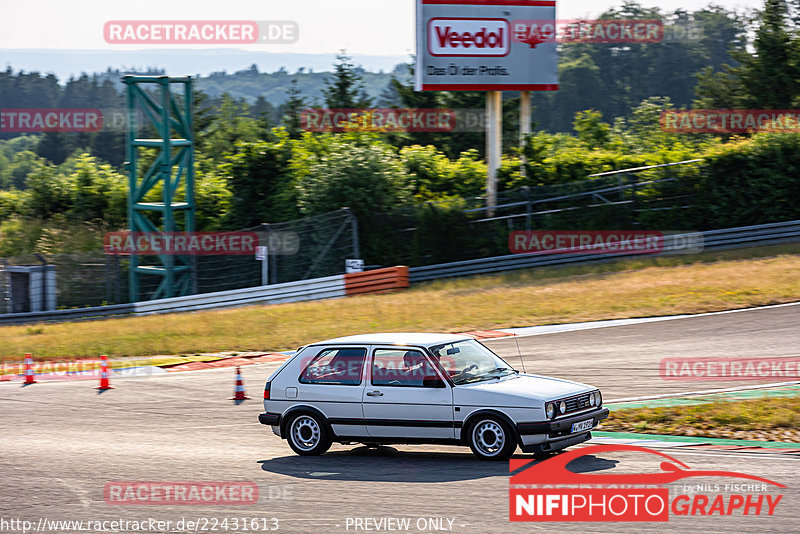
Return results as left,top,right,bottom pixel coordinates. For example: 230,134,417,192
597,391,602,407
559,401,566,414
589,392,596,406
546,402,555,419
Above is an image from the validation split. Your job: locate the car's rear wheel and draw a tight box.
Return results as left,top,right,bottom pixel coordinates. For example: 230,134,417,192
286,413,332,456
467,416,516,460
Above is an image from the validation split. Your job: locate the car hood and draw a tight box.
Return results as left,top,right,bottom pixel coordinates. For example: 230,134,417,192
452,373,595,406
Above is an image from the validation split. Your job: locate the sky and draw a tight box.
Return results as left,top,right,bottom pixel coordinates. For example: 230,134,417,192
2,0,763,57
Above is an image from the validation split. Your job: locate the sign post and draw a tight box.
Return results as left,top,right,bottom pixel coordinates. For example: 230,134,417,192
520,90,531,180
345,259,364,274
486,91,502,213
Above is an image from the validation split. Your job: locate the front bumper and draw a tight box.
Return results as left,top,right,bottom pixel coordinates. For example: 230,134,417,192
516,407,610,437
521,432,592,454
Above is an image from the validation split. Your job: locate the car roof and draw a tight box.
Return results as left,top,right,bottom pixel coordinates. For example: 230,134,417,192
308,332,474,348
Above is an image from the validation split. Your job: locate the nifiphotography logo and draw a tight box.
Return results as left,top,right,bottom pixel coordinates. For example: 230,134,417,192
509,444,784,522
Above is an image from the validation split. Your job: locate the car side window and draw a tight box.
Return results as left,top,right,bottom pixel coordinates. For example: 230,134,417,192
371,349,440,387
299,347,366,385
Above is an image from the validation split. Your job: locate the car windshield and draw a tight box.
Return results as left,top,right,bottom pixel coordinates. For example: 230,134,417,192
429,339,516,385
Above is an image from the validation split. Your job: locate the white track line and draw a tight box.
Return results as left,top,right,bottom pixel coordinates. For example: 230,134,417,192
496,301,800,339
607,380,800,404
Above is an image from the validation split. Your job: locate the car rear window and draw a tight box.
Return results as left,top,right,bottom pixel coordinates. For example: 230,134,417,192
299,347,366,385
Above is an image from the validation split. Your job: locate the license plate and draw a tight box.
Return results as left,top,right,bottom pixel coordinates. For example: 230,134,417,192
571,419,594,433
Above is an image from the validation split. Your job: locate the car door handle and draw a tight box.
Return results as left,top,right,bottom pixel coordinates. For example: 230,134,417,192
366,391,384,397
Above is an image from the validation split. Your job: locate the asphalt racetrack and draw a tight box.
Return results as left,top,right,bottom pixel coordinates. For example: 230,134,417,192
1,304,798,533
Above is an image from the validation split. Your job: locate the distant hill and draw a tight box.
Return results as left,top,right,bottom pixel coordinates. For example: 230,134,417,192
195,65,409,106
1,48,411,105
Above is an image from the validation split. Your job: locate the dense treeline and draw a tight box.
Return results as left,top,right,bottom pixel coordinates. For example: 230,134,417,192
2,0,800,267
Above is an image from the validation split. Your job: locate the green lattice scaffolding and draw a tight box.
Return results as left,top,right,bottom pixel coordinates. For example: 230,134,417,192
123,75,195,302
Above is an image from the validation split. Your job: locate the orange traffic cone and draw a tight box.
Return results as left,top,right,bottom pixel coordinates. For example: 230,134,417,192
96,355,114,390
23,353,37,385
230,367,250,400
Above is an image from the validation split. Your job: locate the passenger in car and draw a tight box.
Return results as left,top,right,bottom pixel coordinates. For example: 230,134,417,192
401,351,427,386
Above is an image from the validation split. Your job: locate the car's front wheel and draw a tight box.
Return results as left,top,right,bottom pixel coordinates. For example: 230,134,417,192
467,416,517,460
286,413,332,456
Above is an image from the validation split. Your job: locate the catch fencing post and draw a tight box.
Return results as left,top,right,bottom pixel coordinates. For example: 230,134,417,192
256,246,269,286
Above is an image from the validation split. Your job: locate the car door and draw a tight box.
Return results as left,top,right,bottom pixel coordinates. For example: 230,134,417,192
295,345,368,437
362,346,454,439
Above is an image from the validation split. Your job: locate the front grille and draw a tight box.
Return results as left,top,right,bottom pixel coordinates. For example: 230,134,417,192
562,393,592,415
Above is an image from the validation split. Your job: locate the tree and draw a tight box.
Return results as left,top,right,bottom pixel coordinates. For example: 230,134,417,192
193,89,217,135
322,53,373,108
67,153,127,227
399,145,486,200
252,95,276,133
379,62,487,158
294,133,411,220
281,79,307,139
739,0,800,107
9,151,47,190
201,94,260,161
22,161,72,219
573,110,611,148
219,129,296,227
696,0,800,108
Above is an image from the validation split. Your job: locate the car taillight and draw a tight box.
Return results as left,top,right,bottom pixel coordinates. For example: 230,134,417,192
263,382,271,399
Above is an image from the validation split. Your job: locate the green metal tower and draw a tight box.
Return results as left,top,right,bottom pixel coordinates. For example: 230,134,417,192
123,75,195,302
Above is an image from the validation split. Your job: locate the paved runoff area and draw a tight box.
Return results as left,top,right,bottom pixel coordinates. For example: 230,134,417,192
1,303,799,532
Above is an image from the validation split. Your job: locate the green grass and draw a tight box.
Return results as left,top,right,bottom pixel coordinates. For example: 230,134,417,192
601,397,800,442
1,244,798,361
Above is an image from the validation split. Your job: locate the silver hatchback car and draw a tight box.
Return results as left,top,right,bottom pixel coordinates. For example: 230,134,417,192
258,333,608,460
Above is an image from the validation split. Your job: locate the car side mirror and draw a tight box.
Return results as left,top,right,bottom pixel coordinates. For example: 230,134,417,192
423,375,445,388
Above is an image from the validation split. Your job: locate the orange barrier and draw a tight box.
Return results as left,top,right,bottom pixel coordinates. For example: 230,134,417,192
344,266,409,296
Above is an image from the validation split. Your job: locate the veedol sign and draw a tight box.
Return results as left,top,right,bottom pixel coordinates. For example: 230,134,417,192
416,0,558,91
428,19,510,57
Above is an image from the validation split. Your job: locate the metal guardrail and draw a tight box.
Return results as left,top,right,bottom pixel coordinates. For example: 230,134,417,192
0,266,409,324
408,220,800,283
0,277,346,324
133,275,346,316
0,303,136,325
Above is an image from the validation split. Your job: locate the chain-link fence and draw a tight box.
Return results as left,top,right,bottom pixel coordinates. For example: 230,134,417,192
190,208,359,292
0,253,116,312
0,208,361,309
359,159,705,267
